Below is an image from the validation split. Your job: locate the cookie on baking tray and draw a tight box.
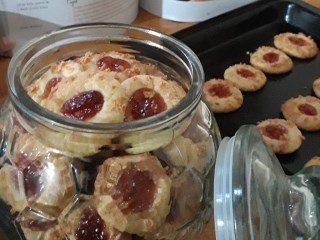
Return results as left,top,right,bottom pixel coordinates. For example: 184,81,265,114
313,78,320,98
257,118,304,154
274,32,318,59
304,156,320,168
281,95,320,131
202,79,243,113
250,46,293,74
223,63,267,92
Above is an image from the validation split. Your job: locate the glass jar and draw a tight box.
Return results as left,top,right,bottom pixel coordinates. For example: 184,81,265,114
0,24,220,240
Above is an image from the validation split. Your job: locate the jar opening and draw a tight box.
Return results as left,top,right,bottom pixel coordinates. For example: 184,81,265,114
7,23,204,134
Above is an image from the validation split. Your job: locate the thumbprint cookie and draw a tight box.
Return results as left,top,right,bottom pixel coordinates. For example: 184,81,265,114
94,153,171,235
61,202,131,240
257,118,304,154
121,74,186,122
313,78,320,98
224,63,267,92
250,46,293,74
304,156,320,168
0,133,75,215
202,79,243,113
274,32,318,59
281,95,320,131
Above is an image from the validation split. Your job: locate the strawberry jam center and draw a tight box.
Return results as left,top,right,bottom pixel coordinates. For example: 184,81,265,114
97,56,131,72
237,68,255,78
288,36,307,46
76,206,109,240
263,52,279,63
298,103,317,116
112,164,156,214
263,124,288,140
43,77,62,98
60,90,104,120
209,83,232,98
124,88,167,121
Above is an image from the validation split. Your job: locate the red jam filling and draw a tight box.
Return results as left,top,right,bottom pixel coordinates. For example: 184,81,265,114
237,68,255,78
298,103,317,116
42,77,62,98
288,36,307,46
76,206,109,240
60,90,104,120
96,56,131,72
209,83,232,98
263,124,288,140
124,88,167,121
112,164,156,214
263,52,279,63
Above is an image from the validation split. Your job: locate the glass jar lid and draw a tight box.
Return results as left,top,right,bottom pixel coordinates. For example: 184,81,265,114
214,125,320,240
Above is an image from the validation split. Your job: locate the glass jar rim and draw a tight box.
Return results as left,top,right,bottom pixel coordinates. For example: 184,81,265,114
7,23,205,133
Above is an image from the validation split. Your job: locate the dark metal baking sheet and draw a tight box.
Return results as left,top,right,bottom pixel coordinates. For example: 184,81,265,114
173,0,320,174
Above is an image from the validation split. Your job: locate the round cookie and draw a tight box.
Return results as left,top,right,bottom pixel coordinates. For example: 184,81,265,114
257,118,304,154
313,78,320,98
121,74,186,121
119,74,187,154
27,63,65,103
274,32,318,59
304,156,320,168
27,68,129,157
281,95,320,131
61,202,131,240
40,71,129,123
94,153,171,235
202,79,243,113
250,46,293,74
223,63,267,92
0,133,75,215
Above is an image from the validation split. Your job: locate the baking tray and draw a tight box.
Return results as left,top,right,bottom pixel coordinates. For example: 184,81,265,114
173,0,320,174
